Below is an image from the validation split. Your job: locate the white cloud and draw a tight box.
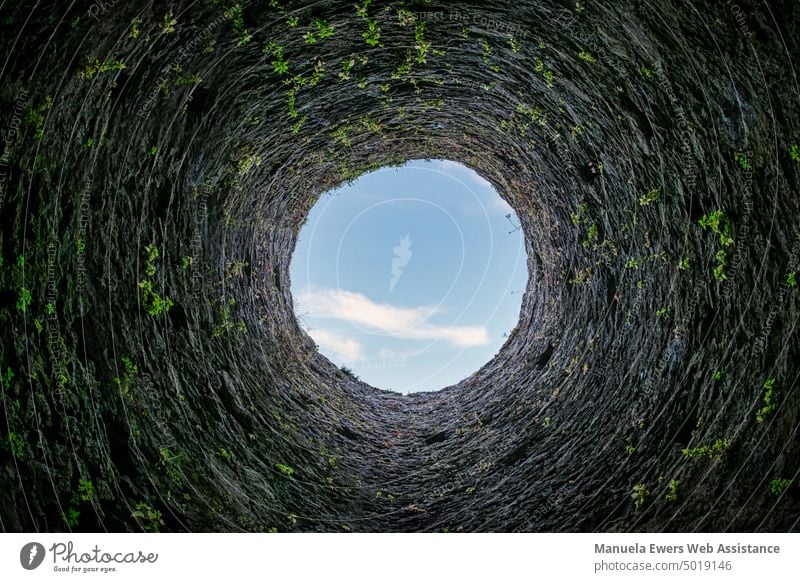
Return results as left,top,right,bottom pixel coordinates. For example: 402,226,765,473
297,287,489,348
306,328,363,363
298,287,434,331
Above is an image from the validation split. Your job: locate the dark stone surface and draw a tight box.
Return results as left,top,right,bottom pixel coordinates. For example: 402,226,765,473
0,0,798,532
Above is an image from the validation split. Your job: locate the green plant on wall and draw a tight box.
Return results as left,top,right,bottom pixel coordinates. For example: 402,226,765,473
114,356,138,399
132,502,163,532
698,210,733,281
3,432,26,458
770,478,790,495
665,479,679,502
26,96,52,140
276,463,295,477
639,187,660,206
62,478,95,528
734,151,751,170
129,16,142,39
631,483,648,509
159,446,184,487
160,10,177,34
414,21,431,63
16,286,32,313
682,438,730,461
264,41,289,76
139,244,174,316
356,0,381,47
212,298,246,338
78,57,126,79
756,378,779,422
304,18,334,44
533,58,554,87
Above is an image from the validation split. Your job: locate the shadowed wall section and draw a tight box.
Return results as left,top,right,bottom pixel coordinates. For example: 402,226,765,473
0,0,798,532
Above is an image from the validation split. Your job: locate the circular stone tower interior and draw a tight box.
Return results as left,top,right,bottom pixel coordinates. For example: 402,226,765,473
0,0,798,532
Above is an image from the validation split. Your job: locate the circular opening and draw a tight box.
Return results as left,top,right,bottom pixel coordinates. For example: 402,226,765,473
290,160,528,393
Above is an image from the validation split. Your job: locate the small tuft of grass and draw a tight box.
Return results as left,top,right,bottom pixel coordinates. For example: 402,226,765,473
27,96,52,140
132,502,163,532
77,479,94,502
631,483,648,509
276,463,295,477
160,10,177,34
639,188,660,206
666,479,679,502
78,57,126,79
770,478,791,495
682,438,730,462
756,378,778,422
16,287,32,313
698,210,733,281
734,151,751,170
129,17,142,39
63,507,80,528
3,432,26,458
139,244,173,316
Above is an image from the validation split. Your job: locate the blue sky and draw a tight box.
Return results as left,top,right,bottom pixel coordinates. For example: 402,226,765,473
290,160,528,393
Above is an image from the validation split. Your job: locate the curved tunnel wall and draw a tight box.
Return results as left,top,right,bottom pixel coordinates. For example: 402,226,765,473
0,0,798,532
